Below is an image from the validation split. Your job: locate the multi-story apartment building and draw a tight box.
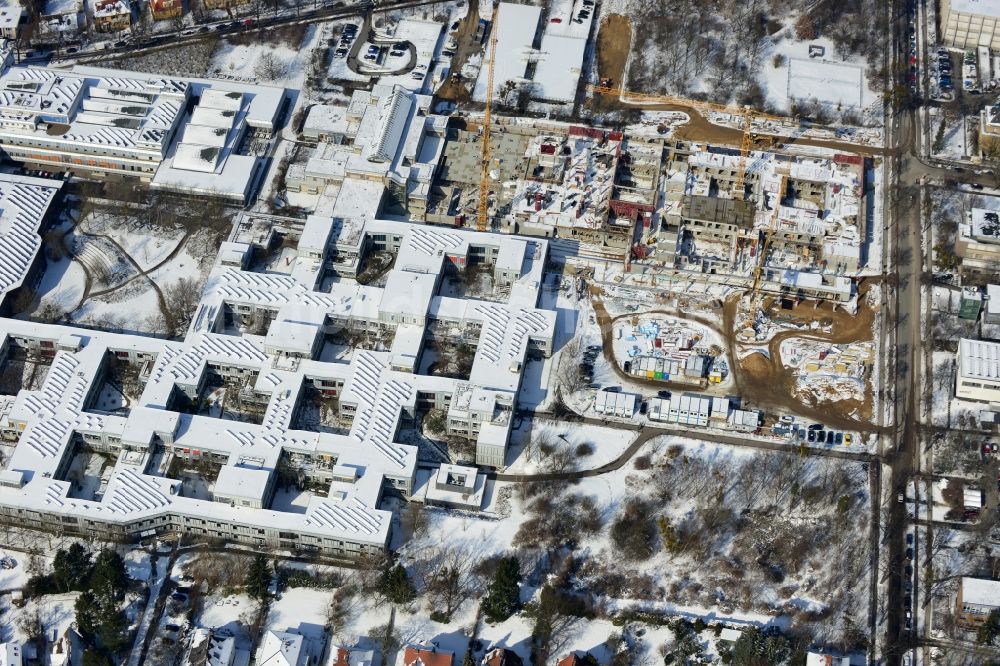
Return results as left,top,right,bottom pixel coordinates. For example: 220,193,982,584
941,0,1000,50
956,577,1000,626
957,207,1000,278
0,173,63,316
0,213,554,555
956,338,1000,403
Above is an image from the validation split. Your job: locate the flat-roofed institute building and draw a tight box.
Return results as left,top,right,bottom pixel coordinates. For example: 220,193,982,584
0,65,288,203
956,337,1000,403
956,576,1000,626
0,213,555,556
942,0,1000,50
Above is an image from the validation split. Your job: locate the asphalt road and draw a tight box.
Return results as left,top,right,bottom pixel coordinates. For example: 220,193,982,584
492,411,874,484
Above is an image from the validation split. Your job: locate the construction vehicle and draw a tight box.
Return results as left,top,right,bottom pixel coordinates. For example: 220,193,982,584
587,84,788,201
476,5,500,232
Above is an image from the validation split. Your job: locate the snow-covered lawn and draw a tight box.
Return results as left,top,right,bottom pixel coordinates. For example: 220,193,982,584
36,256,86,314
505,418,637,474
210,24,320,89
266,588,331,661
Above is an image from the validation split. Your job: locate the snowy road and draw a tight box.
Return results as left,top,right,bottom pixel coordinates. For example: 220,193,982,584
127,549,172,666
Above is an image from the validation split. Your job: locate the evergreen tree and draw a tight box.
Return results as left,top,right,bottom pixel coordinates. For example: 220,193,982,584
74,591,101,641
90,549,128,605
730,627,790,666
378,563,416,605
482,556,521,623
82,649,114,666
977,609,1000,645
75,589,130,656
53,543,91,592
244,554,271,601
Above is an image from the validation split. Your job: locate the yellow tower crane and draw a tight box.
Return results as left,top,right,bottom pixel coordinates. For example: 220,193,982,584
476,5,500,232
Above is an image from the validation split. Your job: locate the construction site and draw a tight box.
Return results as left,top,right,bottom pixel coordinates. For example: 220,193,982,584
429,117,662,260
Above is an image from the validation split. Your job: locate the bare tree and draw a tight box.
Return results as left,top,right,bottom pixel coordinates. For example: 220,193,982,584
16,607,44,652
255,51,289,81
423,546,476,621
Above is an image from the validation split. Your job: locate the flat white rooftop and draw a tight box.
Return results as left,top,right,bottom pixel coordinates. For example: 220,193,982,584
950,0,1000,18
473,3,541,102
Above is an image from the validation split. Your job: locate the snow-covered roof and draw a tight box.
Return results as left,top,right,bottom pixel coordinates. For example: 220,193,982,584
303,103,348,137
92,0,129,17
950,0,1000,18
967,208,1000,245
804,654,850,666
961,576,1000,607
473,3,541,102
258,631,303,666
0,173,61,304
594,390,638,414
42,0,79,17
264,319,320,356
958,338,1000,384
0,0,22,30
987,284,1000,316
533,34,586,103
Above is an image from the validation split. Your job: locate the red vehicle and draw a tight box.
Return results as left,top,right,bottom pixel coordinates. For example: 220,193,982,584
550,17,562,23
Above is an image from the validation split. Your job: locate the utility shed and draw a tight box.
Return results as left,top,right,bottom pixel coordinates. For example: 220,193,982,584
960,286,983,320
964,486,984,509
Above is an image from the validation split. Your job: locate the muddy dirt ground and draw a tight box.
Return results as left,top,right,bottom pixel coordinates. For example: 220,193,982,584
724,279,881,431
591,279,882,433
587,14,632,114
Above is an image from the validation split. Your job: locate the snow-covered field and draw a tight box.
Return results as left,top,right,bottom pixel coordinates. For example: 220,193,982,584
785,57,865,108
210,24,320,89
327,434,877,659
505,418,637,474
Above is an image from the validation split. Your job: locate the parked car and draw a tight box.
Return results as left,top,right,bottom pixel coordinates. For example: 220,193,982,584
639,401,648,415
603,386,622,393
657,390,671,398
834,432,844,445
844,433,853,445
808,423,824,430
906,533,914,545
807,430,817,443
